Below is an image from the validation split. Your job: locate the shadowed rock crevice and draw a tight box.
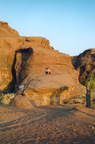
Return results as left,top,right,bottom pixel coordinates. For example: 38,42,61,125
50,87,69,105
3,48,33,93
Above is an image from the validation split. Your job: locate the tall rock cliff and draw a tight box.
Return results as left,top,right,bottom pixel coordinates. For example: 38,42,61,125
0,21,86,108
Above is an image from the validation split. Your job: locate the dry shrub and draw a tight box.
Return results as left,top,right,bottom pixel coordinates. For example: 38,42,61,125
0,93,15,105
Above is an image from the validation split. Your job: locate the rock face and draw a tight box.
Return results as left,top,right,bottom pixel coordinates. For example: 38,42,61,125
0,21,19,36
0,21,86,108
0,21,24,91
72,49,95,88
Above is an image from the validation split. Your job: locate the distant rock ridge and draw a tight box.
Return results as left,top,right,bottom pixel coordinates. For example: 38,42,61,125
72,49,95,88
0,21,86,108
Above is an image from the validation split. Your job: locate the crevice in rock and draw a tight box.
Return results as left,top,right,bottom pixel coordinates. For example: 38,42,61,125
12,52,17,84
3,47,33,93
50,86,69,105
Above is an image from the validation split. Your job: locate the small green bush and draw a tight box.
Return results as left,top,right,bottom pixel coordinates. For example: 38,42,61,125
90,80,95,89
79,78,85,85
79,73,95,89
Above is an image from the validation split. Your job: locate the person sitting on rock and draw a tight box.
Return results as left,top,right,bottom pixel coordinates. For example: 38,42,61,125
45,68,48,74
45,68,51,74
48,69,51,74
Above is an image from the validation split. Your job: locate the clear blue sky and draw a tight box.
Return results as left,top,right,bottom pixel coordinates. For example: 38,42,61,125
0,0,95,56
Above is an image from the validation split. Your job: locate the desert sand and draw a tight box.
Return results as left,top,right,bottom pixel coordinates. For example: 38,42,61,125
0,104,95,144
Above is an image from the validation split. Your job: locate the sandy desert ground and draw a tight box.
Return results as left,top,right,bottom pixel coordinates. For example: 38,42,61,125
0,104,95,144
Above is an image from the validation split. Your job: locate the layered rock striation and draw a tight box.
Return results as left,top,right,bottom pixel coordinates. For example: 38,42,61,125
0,21,86,108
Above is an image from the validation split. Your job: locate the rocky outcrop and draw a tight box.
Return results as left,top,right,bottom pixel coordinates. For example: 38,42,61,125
0,21,86,108
0,21,24,91
72,49,95,88
0,21,19,36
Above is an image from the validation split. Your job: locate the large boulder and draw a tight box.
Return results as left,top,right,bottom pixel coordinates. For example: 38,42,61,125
0,21,86,108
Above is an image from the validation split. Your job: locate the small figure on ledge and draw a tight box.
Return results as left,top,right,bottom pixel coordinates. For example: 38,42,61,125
45,68,51,74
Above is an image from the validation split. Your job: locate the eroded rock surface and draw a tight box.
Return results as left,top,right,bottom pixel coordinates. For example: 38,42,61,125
72,49,95,88
0,21,86,107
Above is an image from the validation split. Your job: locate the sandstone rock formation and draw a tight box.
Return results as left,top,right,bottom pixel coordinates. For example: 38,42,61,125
0,21,19,36
0,21,86,108
72,49,95,88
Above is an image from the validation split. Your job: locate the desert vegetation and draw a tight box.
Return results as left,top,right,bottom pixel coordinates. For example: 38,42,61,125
0,92,14,105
